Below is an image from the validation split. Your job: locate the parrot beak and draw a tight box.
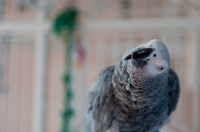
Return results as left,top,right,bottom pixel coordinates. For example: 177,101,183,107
124,48,154,67
132,48,153,61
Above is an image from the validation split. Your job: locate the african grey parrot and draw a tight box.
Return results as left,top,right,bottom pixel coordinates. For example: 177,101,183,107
85,39,180,132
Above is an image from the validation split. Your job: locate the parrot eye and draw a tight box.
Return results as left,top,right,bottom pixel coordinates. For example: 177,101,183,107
158,66,165,71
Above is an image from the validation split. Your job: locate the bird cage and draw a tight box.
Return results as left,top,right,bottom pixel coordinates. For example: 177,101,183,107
0,0,200,132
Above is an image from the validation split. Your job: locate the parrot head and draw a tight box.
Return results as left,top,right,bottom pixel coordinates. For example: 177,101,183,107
123,39,170,77
113,39,171,109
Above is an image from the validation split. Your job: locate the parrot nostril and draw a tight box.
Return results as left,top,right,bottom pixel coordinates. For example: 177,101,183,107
153,54,156,57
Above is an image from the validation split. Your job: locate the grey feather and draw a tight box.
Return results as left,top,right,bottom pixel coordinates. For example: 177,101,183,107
85,39,180,132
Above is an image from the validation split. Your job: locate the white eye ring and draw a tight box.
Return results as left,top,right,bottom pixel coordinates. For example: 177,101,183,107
158,66,165,71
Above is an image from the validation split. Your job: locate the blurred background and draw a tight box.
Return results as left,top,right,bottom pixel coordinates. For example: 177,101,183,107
0,0,200,132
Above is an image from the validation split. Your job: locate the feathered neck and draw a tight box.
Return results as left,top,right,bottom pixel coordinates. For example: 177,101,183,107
112,60,169,110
